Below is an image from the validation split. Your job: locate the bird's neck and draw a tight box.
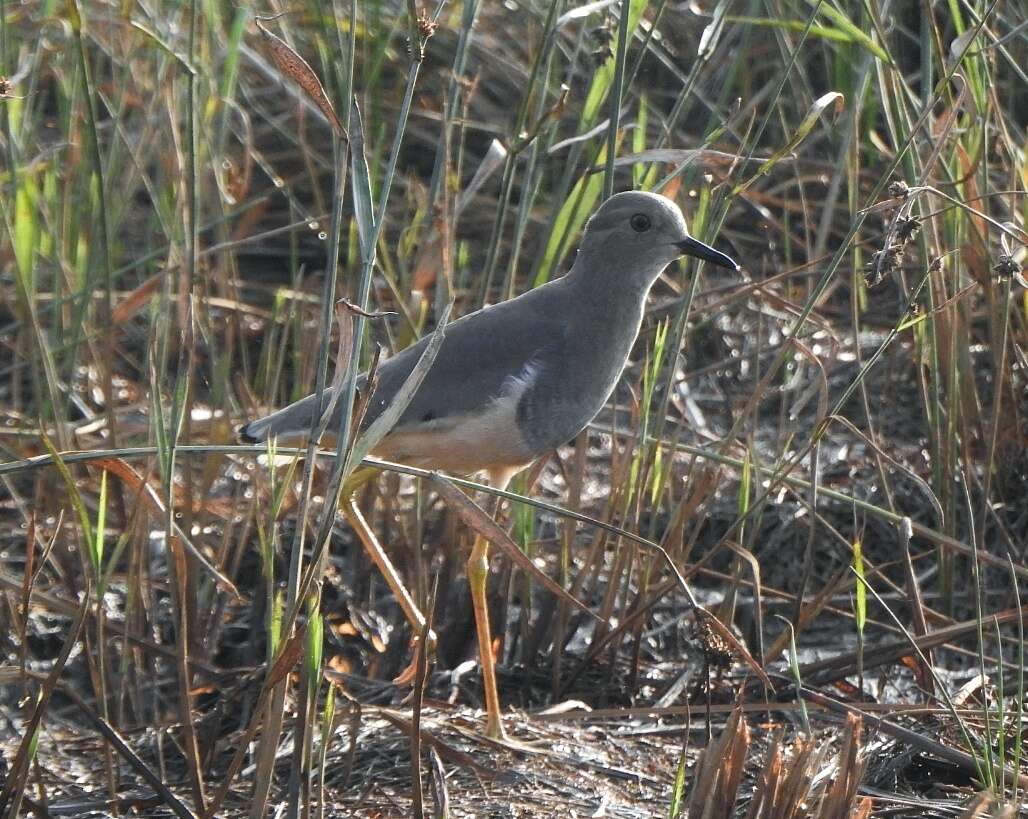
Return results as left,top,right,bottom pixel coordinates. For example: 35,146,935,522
562,260,653,360
565,253,661,319
546,258,657,418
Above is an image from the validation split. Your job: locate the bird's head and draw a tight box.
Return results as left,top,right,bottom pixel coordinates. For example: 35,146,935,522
575,191,738,289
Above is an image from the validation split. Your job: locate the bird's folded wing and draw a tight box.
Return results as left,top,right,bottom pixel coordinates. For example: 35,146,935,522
362,285,569,434
242,279,570,443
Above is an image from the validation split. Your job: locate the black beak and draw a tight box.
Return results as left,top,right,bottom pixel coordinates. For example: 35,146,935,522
676,236,739,270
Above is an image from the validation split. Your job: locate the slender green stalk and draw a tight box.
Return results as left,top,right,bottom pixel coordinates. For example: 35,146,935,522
601,0,632,199
69,0,117,445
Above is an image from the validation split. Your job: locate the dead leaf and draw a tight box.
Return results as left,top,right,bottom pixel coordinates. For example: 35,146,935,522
256,19,346,138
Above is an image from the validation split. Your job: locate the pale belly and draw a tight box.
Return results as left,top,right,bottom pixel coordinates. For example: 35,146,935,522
371,370,537,485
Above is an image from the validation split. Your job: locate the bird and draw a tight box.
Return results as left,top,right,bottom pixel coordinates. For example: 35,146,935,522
241,190,738,738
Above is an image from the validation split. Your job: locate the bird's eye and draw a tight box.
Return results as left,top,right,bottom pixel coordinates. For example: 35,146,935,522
629,213,651,233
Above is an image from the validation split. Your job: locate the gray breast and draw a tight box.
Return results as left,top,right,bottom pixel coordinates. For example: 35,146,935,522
514,299,644,455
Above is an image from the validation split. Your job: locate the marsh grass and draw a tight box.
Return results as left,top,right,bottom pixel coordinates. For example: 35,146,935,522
0,0,1026,816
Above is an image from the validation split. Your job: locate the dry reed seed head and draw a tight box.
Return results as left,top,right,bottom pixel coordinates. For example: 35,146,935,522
865,245,905,287
416,12,438,39
992,254,1023,284
589,25,614,46
894,216,921,244
693,614,735,671
0,75,22,100
865,214,921,287
588,19,615,63
589,17,614,42
887,179,910,199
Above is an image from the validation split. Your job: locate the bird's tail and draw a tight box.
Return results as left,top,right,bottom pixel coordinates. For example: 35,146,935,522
238,392,325,443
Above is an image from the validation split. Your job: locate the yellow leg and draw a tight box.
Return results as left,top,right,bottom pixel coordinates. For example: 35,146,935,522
467,533,506,739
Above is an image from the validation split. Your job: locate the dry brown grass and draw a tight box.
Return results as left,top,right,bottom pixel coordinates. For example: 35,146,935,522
1,0,1026,816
